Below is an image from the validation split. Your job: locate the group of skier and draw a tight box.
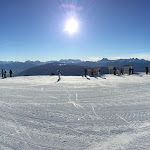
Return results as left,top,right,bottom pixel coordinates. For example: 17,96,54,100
1,69,13,79
0,67,149,80
128,67,134,75
113,66,150,75
84,68,101,77
113,67,134,75
113,67,125,75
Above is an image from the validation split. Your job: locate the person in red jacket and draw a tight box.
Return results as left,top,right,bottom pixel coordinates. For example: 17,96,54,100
120,68,123,75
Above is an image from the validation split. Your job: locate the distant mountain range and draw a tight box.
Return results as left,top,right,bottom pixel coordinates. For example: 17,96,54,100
0,58,150,76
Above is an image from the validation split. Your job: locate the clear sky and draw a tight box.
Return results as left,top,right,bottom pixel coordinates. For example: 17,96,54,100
0,0,150,61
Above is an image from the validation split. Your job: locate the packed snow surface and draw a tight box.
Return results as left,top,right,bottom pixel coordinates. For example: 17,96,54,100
0,73,150,150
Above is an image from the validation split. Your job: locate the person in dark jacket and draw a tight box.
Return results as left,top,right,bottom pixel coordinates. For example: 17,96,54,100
9,69,13,77
4,70,7,78
1,69,4,78
113,67,116,75
85,68,87,77
146,66,149,74
131,68,134,74
129,67,131,75
57,70,61,81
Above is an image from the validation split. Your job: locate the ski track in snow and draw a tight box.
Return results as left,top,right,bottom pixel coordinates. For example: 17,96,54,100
0,74,150,150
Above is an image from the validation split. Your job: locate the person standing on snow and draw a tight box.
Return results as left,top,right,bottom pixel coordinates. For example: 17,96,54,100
9,69,13,77
1,69,4,78
120,68,123,75
57,70,61,81
113,67,116,75
84,68,87,77
146,66,148,74
117,67,120,75
131,68,134,74
4,70,7,78
129,67,131,75
98,69,101,77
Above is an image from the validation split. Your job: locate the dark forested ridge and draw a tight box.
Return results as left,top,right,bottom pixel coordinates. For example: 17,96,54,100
17,63,85,76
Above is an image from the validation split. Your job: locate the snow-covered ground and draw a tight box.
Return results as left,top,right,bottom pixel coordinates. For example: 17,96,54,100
0,73,150,150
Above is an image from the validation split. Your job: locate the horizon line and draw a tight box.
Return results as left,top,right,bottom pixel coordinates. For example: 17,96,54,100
0,57,150,63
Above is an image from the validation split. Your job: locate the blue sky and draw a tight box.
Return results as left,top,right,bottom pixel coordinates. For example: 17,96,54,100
0,0,150,61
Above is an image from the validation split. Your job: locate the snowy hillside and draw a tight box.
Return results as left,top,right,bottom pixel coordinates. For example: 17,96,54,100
0,73,150,150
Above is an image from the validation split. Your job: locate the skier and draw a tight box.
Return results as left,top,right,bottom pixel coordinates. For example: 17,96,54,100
117,67,120,75
57,70,61,81
1,69,4,78
4,70,7,78
9,69,13,77
98,69,101,77
85,68,87,77
113,67,116,75
120,68,123,75
129,67,131,75
146,66,148,74
131,68,134,74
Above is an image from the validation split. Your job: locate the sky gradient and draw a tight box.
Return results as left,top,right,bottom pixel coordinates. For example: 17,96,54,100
0,0,150,61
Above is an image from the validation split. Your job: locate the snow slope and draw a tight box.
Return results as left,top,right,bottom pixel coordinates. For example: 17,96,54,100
0,73,150,150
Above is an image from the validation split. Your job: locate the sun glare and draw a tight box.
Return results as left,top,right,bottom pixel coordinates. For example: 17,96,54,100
64,18,79,35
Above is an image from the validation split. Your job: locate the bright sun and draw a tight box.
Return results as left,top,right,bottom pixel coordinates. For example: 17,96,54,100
64,18,79,35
